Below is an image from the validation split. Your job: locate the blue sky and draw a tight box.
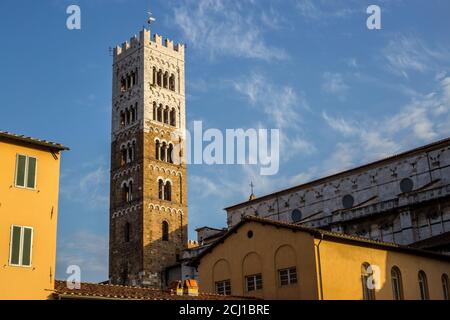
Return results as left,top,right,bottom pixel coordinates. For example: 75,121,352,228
1,0,449,282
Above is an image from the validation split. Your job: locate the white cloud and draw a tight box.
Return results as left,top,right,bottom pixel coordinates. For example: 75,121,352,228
346,58,358,68
190,175,233,199
383,35,448,78
296,0,359,21
56,231,108,282
173,0,287,61
322,142,356,175
232,73,309,129
232,73,315,161
322,112,356,136
60,164,109,210
322,72,349,97
323,76,450,165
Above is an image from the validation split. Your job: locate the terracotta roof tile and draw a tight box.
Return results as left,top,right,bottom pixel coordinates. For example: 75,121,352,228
53,281,254,300
0,131,69,151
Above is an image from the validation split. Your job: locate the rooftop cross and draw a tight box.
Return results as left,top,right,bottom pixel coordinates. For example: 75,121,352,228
249,182,256,201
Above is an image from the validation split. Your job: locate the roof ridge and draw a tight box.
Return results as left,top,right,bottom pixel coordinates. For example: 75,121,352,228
0,130,69,151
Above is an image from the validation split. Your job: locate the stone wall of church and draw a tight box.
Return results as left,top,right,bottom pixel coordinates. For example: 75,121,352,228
226,139,450,247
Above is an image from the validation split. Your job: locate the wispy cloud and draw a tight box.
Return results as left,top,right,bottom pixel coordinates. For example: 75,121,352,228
322,112,356,136
383,35,448,79
173,0,288,61
295,0,359,21
56,230,108,283
232,73,309,129
322,76,450,171
60,162,109,210
322,72,349,98
232,73,315,160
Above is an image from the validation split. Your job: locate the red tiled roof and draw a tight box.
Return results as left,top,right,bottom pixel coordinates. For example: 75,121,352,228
53,281,254,300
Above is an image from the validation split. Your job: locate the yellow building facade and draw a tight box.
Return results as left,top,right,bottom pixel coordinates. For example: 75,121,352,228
195,217,450,300
0,132,68,300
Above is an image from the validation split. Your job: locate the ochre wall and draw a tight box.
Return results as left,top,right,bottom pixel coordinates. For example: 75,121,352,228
198,221,450,300
0,140,61,300
316,239,450,300
198,222,319,300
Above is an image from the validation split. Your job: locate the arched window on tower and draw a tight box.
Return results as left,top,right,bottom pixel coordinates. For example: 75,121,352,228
155,140,161,160
157,69,163,87
164,181,172,202
122,182,129,203
163,107,169,125
124,223,131,243
127,143,133,163
153,102,157,121
125,108,131,125
169,74,175,91
170,108,176,127
128,181,133,202
157,105,163,122
162,221,169,241
120,111,126,128
391,266,403,300
161,142,167,162
131,104,137,123
418,271,429,300
120,78,126,93
168,144,174,164
158,179,164,200
121,146,127,166
163,72,169,89
361,263,375,300
126,74,131,90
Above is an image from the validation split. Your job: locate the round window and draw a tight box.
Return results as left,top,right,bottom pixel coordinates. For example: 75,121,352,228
400,178,414,193
291,209,302,223
247,230,254,239
342,195,355,209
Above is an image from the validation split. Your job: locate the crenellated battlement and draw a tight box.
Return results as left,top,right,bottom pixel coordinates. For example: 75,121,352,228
113,28,185,61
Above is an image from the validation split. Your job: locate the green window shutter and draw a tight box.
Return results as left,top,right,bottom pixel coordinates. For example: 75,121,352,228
26,157,37,189
16,155,26,187
22,228,33,266
10,226,22,265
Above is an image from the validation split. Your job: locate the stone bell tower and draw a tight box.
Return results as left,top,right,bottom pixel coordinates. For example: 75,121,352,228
109,28,188,288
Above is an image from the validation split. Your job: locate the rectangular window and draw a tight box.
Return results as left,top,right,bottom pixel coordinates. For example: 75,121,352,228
9,226,33,267
245,274,263,292
15,155,26,187
215,280,231,296
15,155,37,189
279,267,298,287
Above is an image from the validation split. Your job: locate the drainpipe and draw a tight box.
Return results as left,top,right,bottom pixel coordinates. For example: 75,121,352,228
314,233,324,301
